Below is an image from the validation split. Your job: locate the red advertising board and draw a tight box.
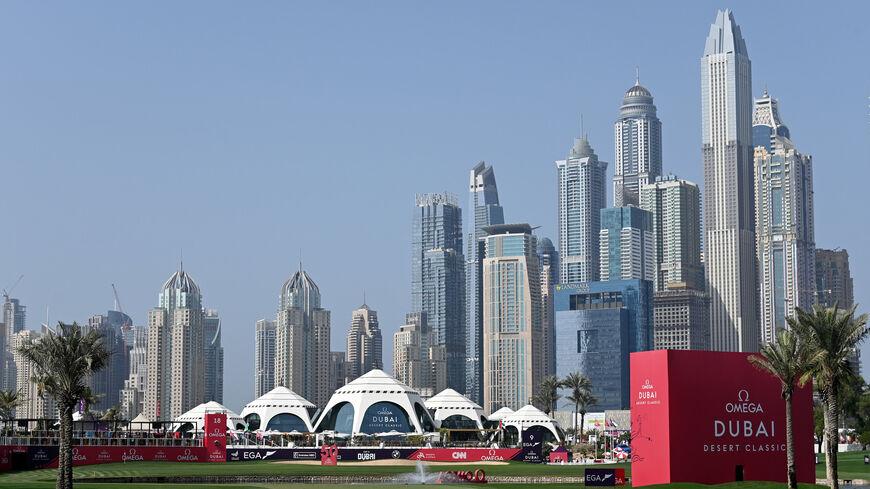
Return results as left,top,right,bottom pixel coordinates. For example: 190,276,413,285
408,448,521,462
204,413,227,463
631,350,814,486
63,446,206,467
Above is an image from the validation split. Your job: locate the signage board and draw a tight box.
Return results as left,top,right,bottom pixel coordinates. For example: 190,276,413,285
519,428,542,463
585,468,626,486
630,350,814,486
204,413,227,463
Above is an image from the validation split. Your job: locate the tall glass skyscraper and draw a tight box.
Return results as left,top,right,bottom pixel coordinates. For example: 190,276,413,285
412,193,466,392
203,309,223,403
753,92,815,344
599,206,655,282
557,133,608,284
614,76,662,207
465,162,504,404
701,10,759,352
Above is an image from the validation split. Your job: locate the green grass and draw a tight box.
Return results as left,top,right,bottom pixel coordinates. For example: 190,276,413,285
814,450,870,480
0,451,866,488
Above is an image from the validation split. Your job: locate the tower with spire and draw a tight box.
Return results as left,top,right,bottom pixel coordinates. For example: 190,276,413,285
614,71,662,206
556,128,608,283
144,263,206,419
346,301,382,383
274,262,331,407
701,9,759,352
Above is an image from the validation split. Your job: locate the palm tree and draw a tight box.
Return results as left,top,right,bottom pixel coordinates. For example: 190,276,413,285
0,389,24,433
534,375,562,415
16,322,111,489
561,372,592,441
571,389,598,442
748,328,815,489
789,304,869,489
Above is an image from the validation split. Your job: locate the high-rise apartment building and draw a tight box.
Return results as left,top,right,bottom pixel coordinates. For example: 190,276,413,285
599,206,654,282
275,265,331,408
652,286,711,350
701,10,759,352
753,92,815,344
557,133,608,284
482,224,543,413
814,249,860,373
640,175,704,291
613,76,662,207
815,249,854,309
85,312,132,411
120,325,148,419
329,351,348,393
412,192,466,392
144,267,206,420
13,330,54,421
538,238,559,378
203,309,224,403
466,162,504,404
393,312,444,398
254,319,276,399
555,279,653,410
346,303,382,382
2,298,25,391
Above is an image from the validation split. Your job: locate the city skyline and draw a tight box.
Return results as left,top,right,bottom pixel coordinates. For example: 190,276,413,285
2,2,868,413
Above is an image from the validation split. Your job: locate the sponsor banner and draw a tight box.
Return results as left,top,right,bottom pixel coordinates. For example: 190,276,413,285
225,447,417,462
320,445,338,465
204,413,227,463
519,429,542,463
62,446,206,467
585,468,626,486
631,350,814,487
408,448,521,462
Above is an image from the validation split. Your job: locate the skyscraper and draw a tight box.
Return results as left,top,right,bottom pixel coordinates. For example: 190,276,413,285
557,133,608,284
13,330,54,421
640,175,704,292
120,325,148,419
254,319,276,399
815,249,854,309
555,279,653,410
537,237,559,378
482,224,542,413
393,312,443,398
275,264,331,408
329,351,348,393
203,309,224,403
614,76,662,207
599,206,655,282
2,297,25,391
144,266,206,419
701,10,759,352
753,92,815,344
346,303,382,382
412,192,466,392
85,312,132,411
466,162,505,405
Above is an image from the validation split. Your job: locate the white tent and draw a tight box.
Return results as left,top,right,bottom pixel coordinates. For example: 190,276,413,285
313,369,436,435
488,407,514,421
501,405,564,442
172,401,244,431
424,388,486,430
240,386,316,432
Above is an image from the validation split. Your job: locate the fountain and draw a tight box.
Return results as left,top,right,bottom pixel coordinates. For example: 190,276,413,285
398,460,487,485
399,460,440,484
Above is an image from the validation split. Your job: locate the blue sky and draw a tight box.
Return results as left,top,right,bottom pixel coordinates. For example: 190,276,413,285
1,1,868,412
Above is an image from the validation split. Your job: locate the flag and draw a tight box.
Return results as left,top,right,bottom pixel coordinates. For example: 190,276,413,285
498,420,503,430
256,430,263,440
229,430,239,440
610,418,619,428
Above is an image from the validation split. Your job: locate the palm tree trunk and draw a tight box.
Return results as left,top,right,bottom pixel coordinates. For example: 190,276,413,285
824,389,839,489
574,404,578,445
785,393,796,489
58,401,73,489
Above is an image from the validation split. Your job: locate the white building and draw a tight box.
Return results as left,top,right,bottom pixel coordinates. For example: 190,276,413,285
240,386,316,432
425,388,486,430
313,369,436,435
501,404,564,443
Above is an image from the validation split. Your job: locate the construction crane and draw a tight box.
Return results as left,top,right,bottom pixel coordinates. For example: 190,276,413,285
2,274,23,302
